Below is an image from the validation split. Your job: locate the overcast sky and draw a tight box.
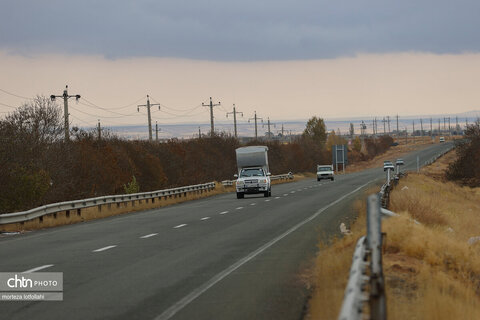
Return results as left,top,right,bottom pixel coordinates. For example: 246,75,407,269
2,0,479,61
1,1,480,132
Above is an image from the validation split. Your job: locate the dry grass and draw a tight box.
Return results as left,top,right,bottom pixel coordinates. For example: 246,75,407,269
306,150,480,320
305,191,373,320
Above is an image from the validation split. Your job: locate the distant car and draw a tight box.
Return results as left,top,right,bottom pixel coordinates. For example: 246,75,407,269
439,136,445,143
316,165,334,181
383,160,394,171
395,159,404,166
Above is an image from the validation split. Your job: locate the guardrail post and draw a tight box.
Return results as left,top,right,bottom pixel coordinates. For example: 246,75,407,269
367,194,386,320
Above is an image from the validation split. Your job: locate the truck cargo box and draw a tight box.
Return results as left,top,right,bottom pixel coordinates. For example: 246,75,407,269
235,146,269,173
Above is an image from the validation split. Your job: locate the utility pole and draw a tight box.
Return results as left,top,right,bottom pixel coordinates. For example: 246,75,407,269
396,115,399,136
226,104,243,138
155,121,159,142
430,118,433,139
50,85,81,142
438,119,441,134
137,95,160,142
382,117,386,135
387,116,391,135
97,119,101,140
420,119,424,138
248,111,263,140
360,121,366,137
202,97,221,137
412,120,415,143
198,127,201,139
448,117,451,135
263,117,275,140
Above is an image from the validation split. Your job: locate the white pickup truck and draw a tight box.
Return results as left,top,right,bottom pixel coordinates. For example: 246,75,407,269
234,146,271,199
316,165,334,181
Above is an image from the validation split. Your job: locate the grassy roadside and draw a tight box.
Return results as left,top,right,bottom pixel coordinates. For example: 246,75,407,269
305,149,480,319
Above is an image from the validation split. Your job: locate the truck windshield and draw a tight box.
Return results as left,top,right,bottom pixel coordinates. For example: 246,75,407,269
240,168,265,177
317,167,331,172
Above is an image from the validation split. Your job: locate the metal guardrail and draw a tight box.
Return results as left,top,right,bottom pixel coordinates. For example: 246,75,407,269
338,146,456,320
423,144,454,166
337,236,368,320
221,172,294,186
0,182,216,225
338,194,386,320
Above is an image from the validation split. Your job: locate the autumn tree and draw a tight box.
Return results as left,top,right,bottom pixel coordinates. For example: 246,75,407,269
325,130,347,152
446,121,480,186
0,96,63,212
302,116,327,146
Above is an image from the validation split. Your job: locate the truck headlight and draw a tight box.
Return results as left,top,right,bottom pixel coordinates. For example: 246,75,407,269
236,181,244,185
259,179,267,183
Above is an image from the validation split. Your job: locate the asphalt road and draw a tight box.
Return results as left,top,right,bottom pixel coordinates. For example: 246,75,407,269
0,142,453,320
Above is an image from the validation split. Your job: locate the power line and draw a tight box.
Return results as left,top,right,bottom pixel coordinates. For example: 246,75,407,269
70,104,139,119
80,98,138,117
69,113,95,127
149,96,204,113
155,108,209,119
0,88,33,100
0,101,18,109
81,95,146,111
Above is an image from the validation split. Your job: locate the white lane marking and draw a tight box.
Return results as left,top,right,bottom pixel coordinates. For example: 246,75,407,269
304,187,308,190
174,224,187,229
290,191,295,194
219,211,228,215
200,217,210,221
23,265,54,273
154,180,373,320
140,233,158,239
283,193,288,196
265,199,271,202
297,189,302,192
250,203,256,206
92,245,117,252
236,207,243,210
275,197,281,199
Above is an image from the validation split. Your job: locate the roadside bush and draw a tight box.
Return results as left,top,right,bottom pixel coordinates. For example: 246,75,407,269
446,122,480,186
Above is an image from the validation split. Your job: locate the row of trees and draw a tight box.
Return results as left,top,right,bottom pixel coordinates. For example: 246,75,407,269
0,98,393,213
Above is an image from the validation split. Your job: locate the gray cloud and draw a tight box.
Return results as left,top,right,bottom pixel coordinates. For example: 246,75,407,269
1,0,479,61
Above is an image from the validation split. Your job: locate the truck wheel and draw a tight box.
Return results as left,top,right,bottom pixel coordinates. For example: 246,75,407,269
317,178,320,182
264,191,269,197
331,177,334,181
237,192,244,199
268,189,272,197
